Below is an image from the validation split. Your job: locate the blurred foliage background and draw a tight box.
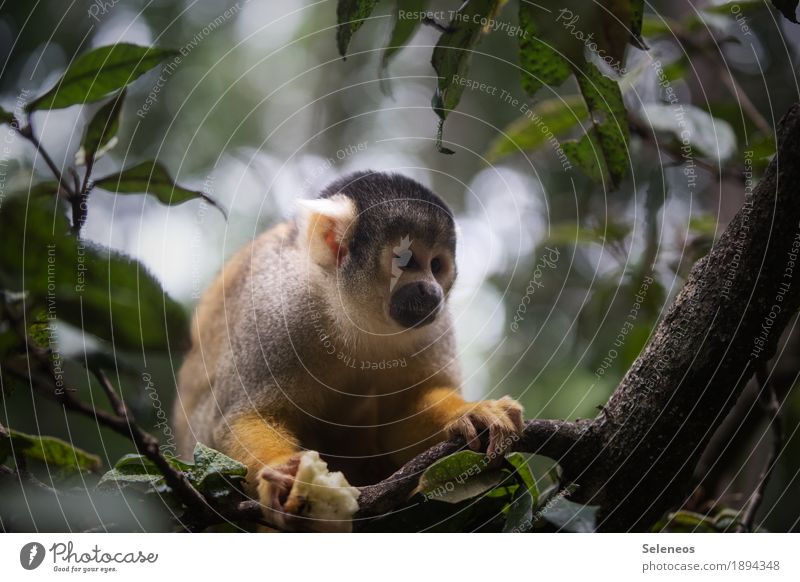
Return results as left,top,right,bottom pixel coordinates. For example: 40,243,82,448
1,0,799,531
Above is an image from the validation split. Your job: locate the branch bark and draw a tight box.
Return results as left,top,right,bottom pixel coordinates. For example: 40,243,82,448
563,103,800,530
353,419,591,526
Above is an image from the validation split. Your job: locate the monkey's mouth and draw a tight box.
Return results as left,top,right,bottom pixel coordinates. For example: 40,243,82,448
389,282,443,329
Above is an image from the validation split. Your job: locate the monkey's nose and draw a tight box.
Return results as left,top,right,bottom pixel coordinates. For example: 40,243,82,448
389,281,443,328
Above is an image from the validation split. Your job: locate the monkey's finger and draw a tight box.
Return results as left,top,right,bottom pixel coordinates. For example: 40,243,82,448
487,422,510,460
450,416,480,450
260,466,295,491
500,398,524,433
280,454,302,475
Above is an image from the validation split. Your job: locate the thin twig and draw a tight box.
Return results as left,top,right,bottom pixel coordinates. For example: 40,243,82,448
87,368,214,525
679,33,772,137
737,364,783,532
11,115,76,199
3,294,217,529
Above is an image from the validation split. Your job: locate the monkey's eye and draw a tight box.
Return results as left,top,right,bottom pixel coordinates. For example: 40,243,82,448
431,257,443,275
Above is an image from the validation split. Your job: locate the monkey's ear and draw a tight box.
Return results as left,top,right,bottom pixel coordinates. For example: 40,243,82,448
297,194,357,268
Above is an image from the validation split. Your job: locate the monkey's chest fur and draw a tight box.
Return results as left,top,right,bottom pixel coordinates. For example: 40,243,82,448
288,360,442,485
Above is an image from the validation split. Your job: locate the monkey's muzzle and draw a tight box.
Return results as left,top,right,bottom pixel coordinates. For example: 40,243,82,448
389,281,443,329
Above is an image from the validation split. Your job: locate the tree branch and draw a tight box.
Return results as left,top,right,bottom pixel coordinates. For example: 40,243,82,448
353,418,590,526
565,103,800,531
11,115,76,200
89,369,214,528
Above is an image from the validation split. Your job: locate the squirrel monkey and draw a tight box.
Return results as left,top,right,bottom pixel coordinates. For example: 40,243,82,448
173,171,524,531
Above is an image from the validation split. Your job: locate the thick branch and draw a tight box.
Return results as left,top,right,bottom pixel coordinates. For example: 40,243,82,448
568,103,800,531
353,419,589,526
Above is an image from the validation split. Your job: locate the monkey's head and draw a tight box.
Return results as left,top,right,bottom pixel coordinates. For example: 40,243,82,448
298,171,457,337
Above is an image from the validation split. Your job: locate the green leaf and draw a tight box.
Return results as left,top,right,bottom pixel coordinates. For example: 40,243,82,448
505,452,538,505
99,445,246,503
113,453,160,472
563,129,607,183
336,0,380,58
595,0,634,64
0,427,101,473
0,326,21,360
540,495,599,532
418,450,503,504
0,106,15,126
98,468,165,491
189,442,247,493
431,0,500,120
99,453,191,492
80,89,125,165
0,196,189,351
486,95,587,162
629,0,646,47
517,3,572,97
502,488,535,533
94,161,227,218
641,14,673,37
430,0,501,152
382,0,427,71
570,62,630,188
28,44,177,111
653,510,717,533
773,0,799,23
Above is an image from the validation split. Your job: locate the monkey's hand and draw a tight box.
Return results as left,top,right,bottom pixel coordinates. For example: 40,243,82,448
258,450,360,532
447,396,524,460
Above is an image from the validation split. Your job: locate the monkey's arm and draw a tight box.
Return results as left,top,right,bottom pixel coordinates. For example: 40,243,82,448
222,413,359,532
222,414,301,515
382,387,524,466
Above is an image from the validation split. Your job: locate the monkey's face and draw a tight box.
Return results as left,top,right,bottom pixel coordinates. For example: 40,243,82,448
384,238,455,329
299,172,457,337
340,206,457,335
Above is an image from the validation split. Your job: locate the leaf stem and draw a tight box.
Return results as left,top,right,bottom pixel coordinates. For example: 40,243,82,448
13,114,76,200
